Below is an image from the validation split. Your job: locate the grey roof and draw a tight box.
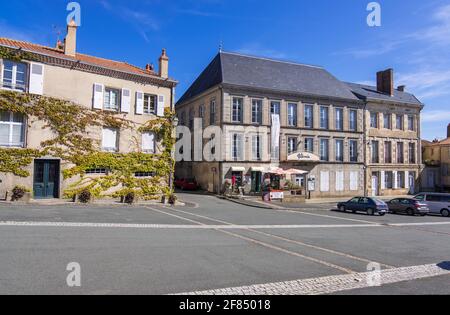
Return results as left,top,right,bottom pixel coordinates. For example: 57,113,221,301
177,51,360,105
346,82,423,106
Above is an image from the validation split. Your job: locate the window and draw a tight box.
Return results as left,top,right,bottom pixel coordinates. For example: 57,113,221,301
180,112,186,126
288,103,297,126
409,143,416,164
2,60,27,91
251,99,262,124
371,141,379,163
102,127,118,152
349,110,357,131
320,139,329,161
304,105,314,128
320,106,329,129
210,99,216,124
142,132,155,153
189,109,195,129
335,108,343,131
370,112,378,128
335,139,344,162
384,114,392,129
85,168,108,175
287,137,297,155
135,171,156,178
385,171,393,189
270,101,280,116
232,97,243,123
384,141,392,163
397,172,405,188
232,133,243,160
304,138,314,153
349,140,358,162
252,135,262,161
408,115,415,131
0,111,25,147
396,114,404,130
397,142,404,163
199,105,205,125
104,88,120,111
143,94,157,114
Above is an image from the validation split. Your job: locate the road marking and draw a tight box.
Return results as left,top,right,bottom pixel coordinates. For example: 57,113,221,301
163,207,395,269
173,262,450,295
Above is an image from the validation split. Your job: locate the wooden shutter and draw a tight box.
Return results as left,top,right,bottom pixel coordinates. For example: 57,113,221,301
121,89,131,113
380,171,386,190
29,63,44,95
335,171,344,192
136,91,144,115
350,171,359,191
405,171,410,189
93,83,104,109
102,128,117,151
157,95,165,117
393,171,398,189
320,171,330,192
142,132,155,153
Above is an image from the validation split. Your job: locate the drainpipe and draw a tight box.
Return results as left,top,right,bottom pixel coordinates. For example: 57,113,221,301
363,102,368,197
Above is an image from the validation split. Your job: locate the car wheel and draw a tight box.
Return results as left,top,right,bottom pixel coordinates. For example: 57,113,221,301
441,209,450,217
406,208,415,216
339,206,346,212
367,208,375,216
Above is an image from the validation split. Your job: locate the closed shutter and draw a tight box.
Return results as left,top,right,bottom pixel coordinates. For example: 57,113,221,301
93,83,104,109
102,128,118,151
29,63,44,95
252,136,257,160
405,171,410,189
157,95,165,117
350,171,359,191
393,171,398,189
121,89,131,113
380,171,386,190
335,171,344,192
320,171,330,192
238,134,244,160
142,132,155,153
136,91,144,115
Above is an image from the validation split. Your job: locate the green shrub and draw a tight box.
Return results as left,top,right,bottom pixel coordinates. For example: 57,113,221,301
78,189,92,204
11,186,29,202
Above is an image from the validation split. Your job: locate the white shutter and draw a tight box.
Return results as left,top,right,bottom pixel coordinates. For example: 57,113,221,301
102,128,117,152
93,83,104,109
350,171,359,191
335,171,344,192
405,171,410,189
136,91,144,115
29,63,44,95
121,89,131,113
142,132,155,153
238,134,244,160
380,171,386,190
157,95,165,117
393,171,398,189
320,171,330,192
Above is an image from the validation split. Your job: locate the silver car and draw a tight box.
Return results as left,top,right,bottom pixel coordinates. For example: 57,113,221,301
414,193,450,217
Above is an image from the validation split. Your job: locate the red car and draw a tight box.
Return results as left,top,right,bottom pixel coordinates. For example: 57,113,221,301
175,178,199,191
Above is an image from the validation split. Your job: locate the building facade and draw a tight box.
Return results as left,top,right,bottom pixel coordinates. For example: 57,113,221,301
0,21,177,200
176,52,424,198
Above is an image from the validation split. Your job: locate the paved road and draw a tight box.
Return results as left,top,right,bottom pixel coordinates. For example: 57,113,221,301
0,193,449,295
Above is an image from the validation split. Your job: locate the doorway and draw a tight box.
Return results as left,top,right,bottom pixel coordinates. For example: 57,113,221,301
33,160,60,199
251,171,262,193
371,173,379,197
409,173,415,195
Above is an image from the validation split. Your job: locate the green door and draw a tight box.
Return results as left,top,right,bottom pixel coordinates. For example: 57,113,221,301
33,160,60,199
251,172,262,193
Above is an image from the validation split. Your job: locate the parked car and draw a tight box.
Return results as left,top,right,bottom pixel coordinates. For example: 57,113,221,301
386,198,429,216
176,178,199,191
174,178,185,189
337,197,388,216
413,193,450,217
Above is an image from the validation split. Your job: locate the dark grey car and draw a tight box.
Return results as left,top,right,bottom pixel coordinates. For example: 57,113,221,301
387,198,429,216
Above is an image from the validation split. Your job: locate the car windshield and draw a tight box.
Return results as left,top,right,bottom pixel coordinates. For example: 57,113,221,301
373,199,386,205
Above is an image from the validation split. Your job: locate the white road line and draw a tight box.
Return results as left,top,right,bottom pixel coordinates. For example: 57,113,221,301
173,263,450,295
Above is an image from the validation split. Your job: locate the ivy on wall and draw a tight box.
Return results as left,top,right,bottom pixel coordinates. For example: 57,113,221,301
0,88,176,200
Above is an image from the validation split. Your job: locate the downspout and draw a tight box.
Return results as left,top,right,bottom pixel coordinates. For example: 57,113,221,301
218,85,224,195
363,101,368,197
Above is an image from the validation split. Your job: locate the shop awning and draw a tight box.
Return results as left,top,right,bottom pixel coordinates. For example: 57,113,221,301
267,167,287,175
230,167,246,172
285,169,308,175
250,167,265,172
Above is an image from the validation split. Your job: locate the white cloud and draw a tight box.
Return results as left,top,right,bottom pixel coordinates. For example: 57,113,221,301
422,110,450,123
235,43,290,60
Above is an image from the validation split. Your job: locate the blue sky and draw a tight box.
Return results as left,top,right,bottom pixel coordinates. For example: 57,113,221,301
1,0,449,140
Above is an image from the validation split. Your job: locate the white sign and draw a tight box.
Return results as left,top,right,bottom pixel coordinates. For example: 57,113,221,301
270,191,284,200
287,151,321,162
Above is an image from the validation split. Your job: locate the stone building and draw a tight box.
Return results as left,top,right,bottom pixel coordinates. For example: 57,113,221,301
175,51,366,198
0,21,177,200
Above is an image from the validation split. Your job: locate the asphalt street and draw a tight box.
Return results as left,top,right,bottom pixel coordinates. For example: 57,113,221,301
0,193,449,295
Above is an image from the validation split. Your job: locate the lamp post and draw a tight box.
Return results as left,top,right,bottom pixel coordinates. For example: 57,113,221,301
169,116,179,193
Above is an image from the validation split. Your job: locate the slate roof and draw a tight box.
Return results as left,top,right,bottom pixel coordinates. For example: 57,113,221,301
346,82,423,106
177,51,360,105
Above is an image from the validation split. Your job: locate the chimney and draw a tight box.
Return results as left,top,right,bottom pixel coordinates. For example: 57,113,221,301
397,85,406,92
145,64,154,72
159,48,169,79
64,19,78,57
376,68,394,96
447,123,450,138
56,39,64,51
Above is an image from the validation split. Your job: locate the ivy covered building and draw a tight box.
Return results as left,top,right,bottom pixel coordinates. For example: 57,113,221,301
0,20,178,201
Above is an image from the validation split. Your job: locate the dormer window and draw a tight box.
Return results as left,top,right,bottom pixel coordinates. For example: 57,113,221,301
1,60,27,92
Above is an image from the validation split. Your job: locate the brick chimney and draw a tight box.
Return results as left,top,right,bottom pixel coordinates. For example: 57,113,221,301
159,49,169,79
397,85,406,92
376,68,394,96
64,19,78,57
